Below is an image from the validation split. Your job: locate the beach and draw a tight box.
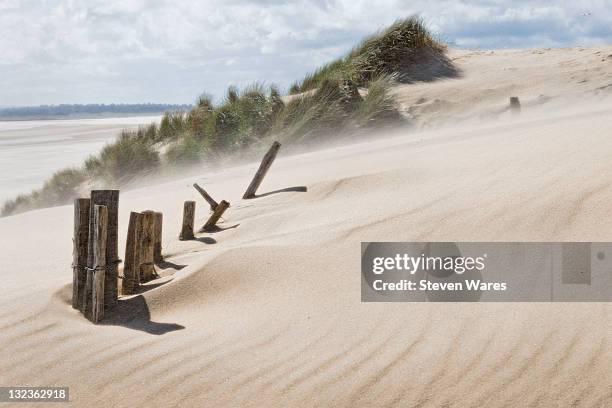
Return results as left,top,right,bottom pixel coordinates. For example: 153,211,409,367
0,116,161,203
1,47,612,407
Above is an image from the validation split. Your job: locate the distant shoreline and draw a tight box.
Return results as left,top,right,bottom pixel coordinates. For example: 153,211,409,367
0,112,172,122
0,103,192,122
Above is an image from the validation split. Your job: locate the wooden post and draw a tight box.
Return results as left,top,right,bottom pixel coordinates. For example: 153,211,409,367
510,96,521,114
138,210,156,282
122,212,142,295
242,141,281,199
202,200,230,231
72,198,90,310
92,205,108,324
193,183,218,210
83,190,119,317
179,201,196,240
153,212,164,263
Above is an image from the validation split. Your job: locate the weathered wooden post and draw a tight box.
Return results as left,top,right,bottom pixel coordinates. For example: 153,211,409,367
242,141,281,199
122,212,142,295
510,96,521,114
92,205,108,324
193,183,218,210
138,210,156,282
72,198,90,310
179,201,196,240
201,200,230,231
153,212,164,263
83,190,119,317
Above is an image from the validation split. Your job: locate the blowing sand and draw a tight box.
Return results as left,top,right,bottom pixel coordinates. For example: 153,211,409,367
1,47,612,407
0,116,161,203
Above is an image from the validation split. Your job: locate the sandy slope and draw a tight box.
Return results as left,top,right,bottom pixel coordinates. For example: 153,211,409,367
1,47,612,407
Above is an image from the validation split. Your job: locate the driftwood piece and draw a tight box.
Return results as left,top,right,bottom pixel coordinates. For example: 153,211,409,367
202,200,230,231
193,183,218,210
138,211,156,282
84,190,119,317
122,212,142,295
153,212,164,263
179,201,196,240
510,96,521,114
92,205,108,324
242,141,281,199
72,198,90,310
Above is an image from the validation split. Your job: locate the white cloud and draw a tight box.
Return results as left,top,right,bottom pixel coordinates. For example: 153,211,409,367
0,0,610,106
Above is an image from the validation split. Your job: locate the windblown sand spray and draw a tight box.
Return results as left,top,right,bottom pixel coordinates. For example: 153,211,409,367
68,140,294,322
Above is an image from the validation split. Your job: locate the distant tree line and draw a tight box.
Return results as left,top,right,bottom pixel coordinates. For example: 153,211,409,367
0,103,193,119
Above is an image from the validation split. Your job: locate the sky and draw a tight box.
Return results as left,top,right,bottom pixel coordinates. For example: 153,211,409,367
1,0,611,107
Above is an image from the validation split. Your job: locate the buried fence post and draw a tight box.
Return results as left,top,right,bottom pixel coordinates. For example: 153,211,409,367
510,96,521,114
193,183,218,210
122,212,142,295
153,212,164,263
138,211,157,282
83,190,119,318
202,200,230,231
179,201,196,240
92,205,108,324
72,198,90,310
242,141,281,199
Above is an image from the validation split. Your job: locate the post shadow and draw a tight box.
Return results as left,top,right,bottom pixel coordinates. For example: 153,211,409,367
102,295,185,335
198,223,240,233
253,186,307,198
193,236,217,244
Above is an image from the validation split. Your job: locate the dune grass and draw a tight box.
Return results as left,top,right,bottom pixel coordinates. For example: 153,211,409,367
1,16,443,217
289,17,443,94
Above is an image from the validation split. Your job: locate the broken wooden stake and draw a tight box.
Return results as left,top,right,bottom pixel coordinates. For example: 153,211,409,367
242,141,281,199
153,212,164,263
122,211,142,295
91,205,108,324
72,198,90,310
179,201,196,240
510,96,521,114
202,200,230,231
84,190,119,317
138,210,157,282
193,183,218,210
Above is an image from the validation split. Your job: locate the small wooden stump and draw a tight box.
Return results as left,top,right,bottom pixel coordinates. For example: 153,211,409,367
510,96,521,114
179,201,196,240
84,190,119,318
72,198,90,310
201,200,230,231
138,210,156,282
92,205,108,324
153,212,164,263
122,212,142,295
242,141,281,199
193,183,218,210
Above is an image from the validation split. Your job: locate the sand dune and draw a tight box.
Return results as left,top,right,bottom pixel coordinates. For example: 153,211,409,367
1,48,612,407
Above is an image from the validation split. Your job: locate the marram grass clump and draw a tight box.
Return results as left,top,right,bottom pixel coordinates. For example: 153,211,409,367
289,17,444,94
1,16,445,217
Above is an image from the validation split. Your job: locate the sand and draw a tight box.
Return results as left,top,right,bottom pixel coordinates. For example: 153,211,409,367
1,47,612,407
0,116,161,203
